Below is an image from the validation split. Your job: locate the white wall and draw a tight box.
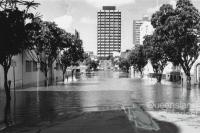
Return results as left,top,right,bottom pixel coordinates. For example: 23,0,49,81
0,52,63,90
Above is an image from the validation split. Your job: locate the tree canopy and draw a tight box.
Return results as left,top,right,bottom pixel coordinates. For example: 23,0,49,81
119,58,130,73
0,0,39,100
151,0,200,87
143,35,168,82
128,45,148,75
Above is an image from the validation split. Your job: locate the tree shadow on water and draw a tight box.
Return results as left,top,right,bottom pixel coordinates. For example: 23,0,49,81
3,99,12,128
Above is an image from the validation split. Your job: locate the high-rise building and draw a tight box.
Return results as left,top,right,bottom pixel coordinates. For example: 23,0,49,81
133,16,153,47
97,6,121,58
133,20,143,46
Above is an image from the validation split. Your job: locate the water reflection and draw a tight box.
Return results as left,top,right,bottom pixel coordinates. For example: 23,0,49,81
4,99,12,127
0,71,200,130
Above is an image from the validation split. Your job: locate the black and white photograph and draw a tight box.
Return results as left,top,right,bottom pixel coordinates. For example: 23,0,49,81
1,0,200,132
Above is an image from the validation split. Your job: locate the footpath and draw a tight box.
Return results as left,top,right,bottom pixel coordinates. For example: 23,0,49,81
1,108,186,133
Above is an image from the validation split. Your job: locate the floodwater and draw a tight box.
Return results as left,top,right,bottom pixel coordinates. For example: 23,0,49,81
0,70,200,130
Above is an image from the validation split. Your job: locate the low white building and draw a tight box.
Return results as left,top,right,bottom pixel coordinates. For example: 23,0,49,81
0,51,63,90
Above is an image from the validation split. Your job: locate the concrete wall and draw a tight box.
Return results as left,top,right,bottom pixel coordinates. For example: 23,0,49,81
0,52,63,90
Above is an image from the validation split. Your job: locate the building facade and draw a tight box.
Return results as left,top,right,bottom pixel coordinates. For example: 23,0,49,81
97,6,121,58
133,16,153,47
0,51,63,90
133,20,143,46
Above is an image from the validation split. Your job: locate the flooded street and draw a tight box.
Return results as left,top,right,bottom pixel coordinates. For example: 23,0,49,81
1,70,200,131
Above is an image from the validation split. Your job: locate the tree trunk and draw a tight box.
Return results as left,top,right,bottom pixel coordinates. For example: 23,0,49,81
186,75,191,90
44,67,48,86
50,65,53,85
140,71,143,78
126,68,129,73
4,67,11,101
4,96,11,127
62,72,65,82
72,69,74,81
157,74,162,83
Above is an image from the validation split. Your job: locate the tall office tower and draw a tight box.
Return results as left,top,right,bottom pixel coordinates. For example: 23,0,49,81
133,20,143,47
97,6,121,58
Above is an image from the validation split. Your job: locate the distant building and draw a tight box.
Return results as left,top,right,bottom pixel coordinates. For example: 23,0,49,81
97,6,121,58
133,20,143,46
85,51,98,61
133,16,153,47
85,51,94,57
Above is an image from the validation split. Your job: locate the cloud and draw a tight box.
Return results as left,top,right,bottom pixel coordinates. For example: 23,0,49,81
54,14,73,32
146,5,160,16
169,0,176,8
146,0,176,16
36,0,135,8
81,0,135,8
80,17,96,24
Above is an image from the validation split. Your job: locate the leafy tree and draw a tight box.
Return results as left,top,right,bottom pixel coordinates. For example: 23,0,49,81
85,57,99,71
151,0,200,88
60,48,72,82
119,58,130,73
60,31,84,81
70,31,85,78
143,35,168,82
128,45,148,77
0,0,39,100
26,19,67,86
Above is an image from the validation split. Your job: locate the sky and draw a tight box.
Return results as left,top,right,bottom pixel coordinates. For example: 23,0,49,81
34,0,200,54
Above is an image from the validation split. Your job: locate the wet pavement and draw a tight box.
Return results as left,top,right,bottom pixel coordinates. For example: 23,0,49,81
0,70,200,132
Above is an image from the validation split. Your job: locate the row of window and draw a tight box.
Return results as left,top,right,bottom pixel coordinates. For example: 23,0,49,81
98,45,120,47
98,37,121,39
98,46,121,47
98,38,121,40
98,20,121,22
98,42,121,45
26,60,37,72
98,46,121,48
98,33,121,36
98,29,121,31
98,53,118,55
98,22,121,27
98,15,121,17
98,12,121,14
98,42,121,44
98,48,121,50
98,17,121,19
98,26,121,28
25,61,62,73
98,45,121,47
98,49,121,51
98,35,121,37
97,33,121,36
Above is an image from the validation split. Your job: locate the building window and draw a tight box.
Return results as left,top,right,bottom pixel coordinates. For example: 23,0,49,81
26,61,32,72
33,61,37,72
